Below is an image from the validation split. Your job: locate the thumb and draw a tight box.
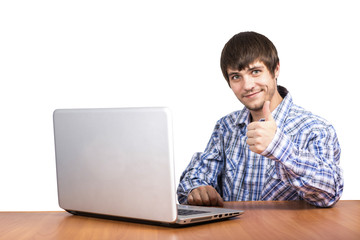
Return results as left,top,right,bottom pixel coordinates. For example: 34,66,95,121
262,101,274,121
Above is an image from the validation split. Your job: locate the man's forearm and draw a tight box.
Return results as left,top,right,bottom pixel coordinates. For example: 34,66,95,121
262,127,343,207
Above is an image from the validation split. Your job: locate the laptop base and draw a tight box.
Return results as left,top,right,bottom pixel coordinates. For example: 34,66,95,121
64,209,241,228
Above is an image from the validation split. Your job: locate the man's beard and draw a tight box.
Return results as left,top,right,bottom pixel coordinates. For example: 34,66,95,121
244,101,264,111
242,86,275,111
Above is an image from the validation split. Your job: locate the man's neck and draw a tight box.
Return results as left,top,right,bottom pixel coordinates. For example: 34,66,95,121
250,91,283,122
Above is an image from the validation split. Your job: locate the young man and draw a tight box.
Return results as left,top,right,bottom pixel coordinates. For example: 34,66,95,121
177,31,343,207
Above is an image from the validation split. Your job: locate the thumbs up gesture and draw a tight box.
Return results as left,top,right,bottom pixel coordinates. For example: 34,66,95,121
246,101,277,154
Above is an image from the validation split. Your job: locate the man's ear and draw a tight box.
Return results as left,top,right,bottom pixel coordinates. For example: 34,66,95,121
274,62,280,79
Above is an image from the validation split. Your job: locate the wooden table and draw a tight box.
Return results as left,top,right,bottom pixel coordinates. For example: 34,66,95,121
1,200,359,240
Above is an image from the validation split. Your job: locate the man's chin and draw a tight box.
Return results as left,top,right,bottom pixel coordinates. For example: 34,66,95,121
239,93,267,111
243,101,264,111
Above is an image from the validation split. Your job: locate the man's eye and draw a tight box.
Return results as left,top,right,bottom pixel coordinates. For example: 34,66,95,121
231,75,240,81
252,70,261,75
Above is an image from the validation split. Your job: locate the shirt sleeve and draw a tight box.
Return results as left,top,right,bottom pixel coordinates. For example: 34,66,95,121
177,122,224,204
261,124,344,207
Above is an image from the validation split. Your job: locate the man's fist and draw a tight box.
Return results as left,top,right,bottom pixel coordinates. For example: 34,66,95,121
246,101,277,154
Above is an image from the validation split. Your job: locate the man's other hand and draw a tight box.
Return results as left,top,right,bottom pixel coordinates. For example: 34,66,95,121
187,185,224,207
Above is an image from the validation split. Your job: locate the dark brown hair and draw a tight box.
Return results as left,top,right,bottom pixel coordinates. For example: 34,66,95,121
220,31,279,86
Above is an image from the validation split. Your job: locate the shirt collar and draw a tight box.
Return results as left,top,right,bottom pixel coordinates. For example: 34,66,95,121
234,86,293,129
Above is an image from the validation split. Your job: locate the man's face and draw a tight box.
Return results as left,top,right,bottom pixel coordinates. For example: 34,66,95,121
227,61,280,111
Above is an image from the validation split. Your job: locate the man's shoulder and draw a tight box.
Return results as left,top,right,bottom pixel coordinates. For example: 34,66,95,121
219,109,244,123
285,103,334,134
214,109,245,131
288,104,329,123
220,109,242,120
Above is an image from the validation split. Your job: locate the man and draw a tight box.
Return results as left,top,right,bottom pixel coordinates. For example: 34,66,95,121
177,31,343,207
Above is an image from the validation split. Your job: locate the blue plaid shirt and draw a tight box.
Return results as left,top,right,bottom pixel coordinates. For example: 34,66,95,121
177,87,343,207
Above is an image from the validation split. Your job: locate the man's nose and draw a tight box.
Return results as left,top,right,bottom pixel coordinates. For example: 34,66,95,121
243,76,255,91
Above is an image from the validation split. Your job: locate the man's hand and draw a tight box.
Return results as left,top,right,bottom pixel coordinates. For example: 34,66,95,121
187,185,224,207
246,101,277,154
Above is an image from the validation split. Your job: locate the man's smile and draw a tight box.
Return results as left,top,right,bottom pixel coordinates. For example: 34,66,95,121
243,90,263,99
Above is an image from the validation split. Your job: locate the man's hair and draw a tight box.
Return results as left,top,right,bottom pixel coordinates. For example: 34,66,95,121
220,31,279,86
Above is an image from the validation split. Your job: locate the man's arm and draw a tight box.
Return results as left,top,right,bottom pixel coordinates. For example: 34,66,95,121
261,124,343,207
177,122,225,206
247,102,343,207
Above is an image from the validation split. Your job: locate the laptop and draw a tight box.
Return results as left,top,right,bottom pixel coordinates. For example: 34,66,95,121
53,107,243,226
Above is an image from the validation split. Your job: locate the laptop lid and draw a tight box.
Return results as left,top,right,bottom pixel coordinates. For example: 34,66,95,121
53,107,243,225
53,107,178,223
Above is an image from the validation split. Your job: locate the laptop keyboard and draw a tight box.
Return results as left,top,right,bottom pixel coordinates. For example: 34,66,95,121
178,209,209,216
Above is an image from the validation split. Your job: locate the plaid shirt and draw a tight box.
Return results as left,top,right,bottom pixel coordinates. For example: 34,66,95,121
177,87,343,207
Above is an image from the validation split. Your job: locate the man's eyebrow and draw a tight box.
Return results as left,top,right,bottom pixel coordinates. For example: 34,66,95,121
247,65,265,71
227,64,265,76
228,71,239,76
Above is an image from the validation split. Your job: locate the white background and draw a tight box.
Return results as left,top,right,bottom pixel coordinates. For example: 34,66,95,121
1,0,359,210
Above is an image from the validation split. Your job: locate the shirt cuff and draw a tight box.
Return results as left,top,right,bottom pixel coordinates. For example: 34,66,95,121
261,127,293,162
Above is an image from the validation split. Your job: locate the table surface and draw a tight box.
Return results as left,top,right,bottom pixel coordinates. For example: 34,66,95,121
1,200,359,240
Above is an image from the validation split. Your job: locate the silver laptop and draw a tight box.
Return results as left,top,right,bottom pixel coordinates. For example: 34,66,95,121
53,107,243,225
